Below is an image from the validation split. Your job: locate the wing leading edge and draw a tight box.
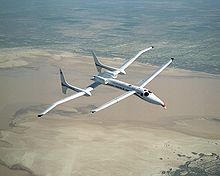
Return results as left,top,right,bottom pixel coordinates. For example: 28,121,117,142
118,46,154,73
139,58,174,88
38,82,101,118
38,92,85,118
91,90,136,113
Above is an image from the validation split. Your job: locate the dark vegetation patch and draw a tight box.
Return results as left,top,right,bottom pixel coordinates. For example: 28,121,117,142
0,159,36,176
163,153,220,176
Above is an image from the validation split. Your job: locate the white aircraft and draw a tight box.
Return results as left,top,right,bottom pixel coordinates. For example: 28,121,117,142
38,46,174,117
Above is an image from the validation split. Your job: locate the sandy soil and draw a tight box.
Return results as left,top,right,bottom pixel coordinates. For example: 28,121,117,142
0,49,220,175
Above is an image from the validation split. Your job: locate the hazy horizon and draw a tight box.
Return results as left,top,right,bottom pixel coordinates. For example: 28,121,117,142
0,0,219,74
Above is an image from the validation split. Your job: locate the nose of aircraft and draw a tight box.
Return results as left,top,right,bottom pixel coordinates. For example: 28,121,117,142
161,103,167,109
148,93,166,109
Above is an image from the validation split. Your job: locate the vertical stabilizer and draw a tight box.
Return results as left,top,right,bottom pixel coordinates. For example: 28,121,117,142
60,69,68,94
91,51,102,73
59,69,92,96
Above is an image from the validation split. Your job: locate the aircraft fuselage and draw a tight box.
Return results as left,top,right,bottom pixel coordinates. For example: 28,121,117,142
105,78,166,108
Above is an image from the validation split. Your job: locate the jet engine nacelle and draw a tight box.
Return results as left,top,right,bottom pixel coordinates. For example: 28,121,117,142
92,75,109,84
119,70,126,75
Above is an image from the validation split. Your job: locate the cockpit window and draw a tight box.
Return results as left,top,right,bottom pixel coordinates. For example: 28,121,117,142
141,93,143,96
148,90,152,93
144,92,149,96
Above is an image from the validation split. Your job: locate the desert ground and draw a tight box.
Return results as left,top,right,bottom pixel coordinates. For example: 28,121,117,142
0,49,220,176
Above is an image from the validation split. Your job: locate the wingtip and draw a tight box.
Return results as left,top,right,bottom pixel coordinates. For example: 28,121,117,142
171,58,174,61
37,114,43,118
151,46,154,48
91,108,98,113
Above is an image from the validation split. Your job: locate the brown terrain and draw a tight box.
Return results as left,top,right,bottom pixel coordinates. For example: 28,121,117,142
0,49,219,175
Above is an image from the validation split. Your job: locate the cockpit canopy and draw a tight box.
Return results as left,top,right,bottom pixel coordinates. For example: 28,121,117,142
144,92,149,96
140,89,152,97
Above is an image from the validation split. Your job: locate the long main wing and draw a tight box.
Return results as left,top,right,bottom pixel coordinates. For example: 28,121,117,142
118,46,154,72
38,82,101,118
91,90,135,113
139,58,174,88
38,92,85,118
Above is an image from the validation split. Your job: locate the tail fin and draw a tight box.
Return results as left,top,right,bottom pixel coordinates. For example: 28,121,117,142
60,69,68,94
59,69,92,96
91,51,102,73
91,50,121,74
